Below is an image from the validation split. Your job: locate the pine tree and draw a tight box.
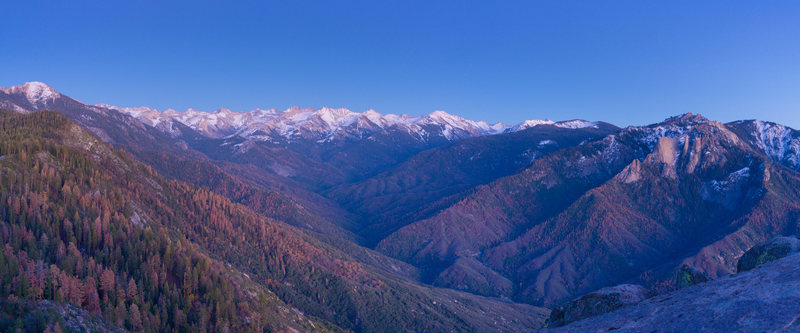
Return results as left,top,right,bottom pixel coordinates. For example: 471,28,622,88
114,302,127,327
126,278,138,302
100,268,115,300
129,303,142,331
82,278,101,315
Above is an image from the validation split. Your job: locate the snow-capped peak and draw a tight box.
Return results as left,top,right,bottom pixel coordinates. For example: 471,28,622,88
315,107,359,127
362,109,389,126
664,113,709,126
21,82,59,104
415,110,512,136
427,110,459,121
512,119,599,131
98,104,160,117
213,107,234,115
185,108,203,116
513,119,556,131
554,119,598,129
422,110,468,127
0,81,61,105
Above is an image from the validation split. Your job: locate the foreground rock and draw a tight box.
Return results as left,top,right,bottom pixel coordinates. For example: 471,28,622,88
675,264,709,289
545,284,650,328
736,236,800,272
541,252,800,332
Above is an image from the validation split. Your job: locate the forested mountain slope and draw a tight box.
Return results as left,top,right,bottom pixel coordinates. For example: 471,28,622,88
0,110,548,332
0,110,333,332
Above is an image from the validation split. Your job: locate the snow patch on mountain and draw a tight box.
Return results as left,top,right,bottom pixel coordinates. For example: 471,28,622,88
538,140,556,146
709,167,751,191
555,120,598,129
701,166,753,210
624,124,690,151
623,113,710,150
752,120,800,169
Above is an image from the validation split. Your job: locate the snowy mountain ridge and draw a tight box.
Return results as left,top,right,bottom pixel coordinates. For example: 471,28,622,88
0,82,597,144
98,99,598,143
1,81,602,144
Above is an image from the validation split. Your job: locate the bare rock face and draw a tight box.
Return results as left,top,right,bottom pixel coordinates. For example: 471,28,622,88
545,284,651,328
675,264,709,289
736,236,800,272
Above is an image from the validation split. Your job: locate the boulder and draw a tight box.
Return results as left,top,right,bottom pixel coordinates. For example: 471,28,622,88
675,264,709,289
737,236,800,272
545,284,650,328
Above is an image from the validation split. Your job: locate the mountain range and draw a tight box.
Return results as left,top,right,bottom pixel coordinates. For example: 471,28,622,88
2,81,800,332
96,100,597,143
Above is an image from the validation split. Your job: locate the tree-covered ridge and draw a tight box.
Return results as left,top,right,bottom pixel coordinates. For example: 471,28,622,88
128,149,359,242
0,110,334,332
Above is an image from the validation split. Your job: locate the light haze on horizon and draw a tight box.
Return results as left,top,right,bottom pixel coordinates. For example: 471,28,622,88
1,1,799,129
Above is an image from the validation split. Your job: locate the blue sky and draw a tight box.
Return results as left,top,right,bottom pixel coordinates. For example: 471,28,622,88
1,1,799,128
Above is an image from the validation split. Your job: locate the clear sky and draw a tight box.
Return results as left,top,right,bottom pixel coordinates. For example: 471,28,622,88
2,1,799,128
